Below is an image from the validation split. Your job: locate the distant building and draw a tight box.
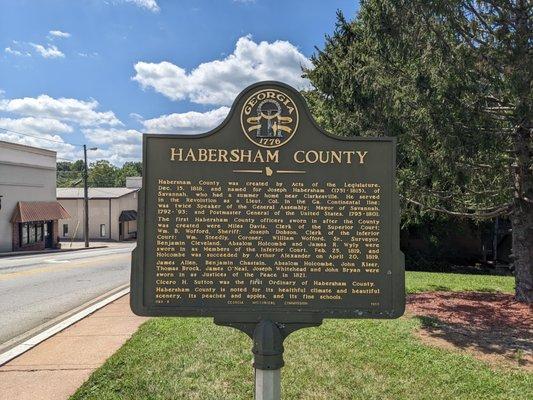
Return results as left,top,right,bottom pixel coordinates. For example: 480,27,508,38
0,141,70,252
57,178,140,241
125,176,142,189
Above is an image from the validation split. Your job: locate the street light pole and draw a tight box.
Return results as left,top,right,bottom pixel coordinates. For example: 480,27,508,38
83,145,89,248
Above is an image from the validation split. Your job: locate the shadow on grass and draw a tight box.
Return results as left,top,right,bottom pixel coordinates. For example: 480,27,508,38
409,292,532,368
417,316,530,361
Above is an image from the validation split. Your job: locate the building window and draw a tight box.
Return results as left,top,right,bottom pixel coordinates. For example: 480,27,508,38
19,222,44,246
29,224,35,243
100,224,106,237
36,223,43,241
63,224,69,236
21,223,28,245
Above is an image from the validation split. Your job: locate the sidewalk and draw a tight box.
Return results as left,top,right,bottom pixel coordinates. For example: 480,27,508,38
0,294,147,400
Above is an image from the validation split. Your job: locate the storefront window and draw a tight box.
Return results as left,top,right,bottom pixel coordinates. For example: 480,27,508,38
19,222,45,246
29,224,36,244
21,223,28,244
36,223,43,241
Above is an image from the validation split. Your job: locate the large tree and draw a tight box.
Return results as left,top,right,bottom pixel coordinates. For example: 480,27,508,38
306,0,532,302
115,161,142,186
56,160,83,187
88,160,118,187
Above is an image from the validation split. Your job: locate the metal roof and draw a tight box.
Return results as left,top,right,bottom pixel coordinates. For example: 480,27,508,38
11,201,71,223
119,210,137,222
57,187,139,199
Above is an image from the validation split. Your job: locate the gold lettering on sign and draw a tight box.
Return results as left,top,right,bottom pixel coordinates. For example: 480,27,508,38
244,90,295,116
170,147,369,165
294,150,368,164
170,148,280,163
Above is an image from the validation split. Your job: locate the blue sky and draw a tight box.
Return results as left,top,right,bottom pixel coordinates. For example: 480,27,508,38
0,0,358,164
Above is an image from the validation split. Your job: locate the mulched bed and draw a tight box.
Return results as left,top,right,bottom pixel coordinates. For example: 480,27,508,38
407,292,533,370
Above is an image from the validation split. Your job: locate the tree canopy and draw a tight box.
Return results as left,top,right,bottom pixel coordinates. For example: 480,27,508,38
56,160,142,188
306,0,531,302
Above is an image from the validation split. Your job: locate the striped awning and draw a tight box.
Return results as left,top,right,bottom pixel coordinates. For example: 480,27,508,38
10,201,71,223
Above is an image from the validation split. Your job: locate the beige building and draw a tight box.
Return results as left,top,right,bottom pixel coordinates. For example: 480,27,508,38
57,185,139,242
0,141,69,252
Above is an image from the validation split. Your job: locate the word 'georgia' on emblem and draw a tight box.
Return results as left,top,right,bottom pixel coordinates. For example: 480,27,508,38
241,88,299,148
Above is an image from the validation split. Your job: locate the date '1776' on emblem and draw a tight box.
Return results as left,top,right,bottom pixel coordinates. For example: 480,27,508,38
241,88,299,149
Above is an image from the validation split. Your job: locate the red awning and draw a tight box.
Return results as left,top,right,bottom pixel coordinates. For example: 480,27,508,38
10,201,71,223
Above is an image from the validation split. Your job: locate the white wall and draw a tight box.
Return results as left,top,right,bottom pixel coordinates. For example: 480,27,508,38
0,142,56,252
58,191,138,241
57,199,83,241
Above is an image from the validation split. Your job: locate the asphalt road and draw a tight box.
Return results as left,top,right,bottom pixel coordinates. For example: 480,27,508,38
0,244,134,346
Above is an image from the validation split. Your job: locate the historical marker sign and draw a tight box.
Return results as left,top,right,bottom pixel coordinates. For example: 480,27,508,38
131,81,405,324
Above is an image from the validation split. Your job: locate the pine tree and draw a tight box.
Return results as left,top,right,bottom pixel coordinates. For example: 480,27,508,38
306,0,532,302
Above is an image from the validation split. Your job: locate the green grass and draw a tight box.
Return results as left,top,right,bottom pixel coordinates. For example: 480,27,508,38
406,271,515,294
70,272,528,400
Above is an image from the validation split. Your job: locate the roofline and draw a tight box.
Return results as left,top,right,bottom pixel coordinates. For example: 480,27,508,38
57,187,140,200
0,140,57,157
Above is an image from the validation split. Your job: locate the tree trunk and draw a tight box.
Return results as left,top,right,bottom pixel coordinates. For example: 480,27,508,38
512,201,533,303
511,0,532,304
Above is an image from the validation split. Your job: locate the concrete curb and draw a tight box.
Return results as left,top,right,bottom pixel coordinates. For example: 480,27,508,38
0,245,109,259
0,285,130,366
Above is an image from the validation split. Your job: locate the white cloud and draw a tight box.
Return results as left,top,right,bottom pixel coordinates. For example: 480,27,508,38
132,35,311,106
77,52,99,58
0,117,73,136
5,47,31,57
83,128,142,164
49,30,71,38
129,112,144,121
30,43,65,58
83,128,141,145
89,144,141,165
0,95,122,127
142,107,229,134
125,0,160,12
0,131,78,161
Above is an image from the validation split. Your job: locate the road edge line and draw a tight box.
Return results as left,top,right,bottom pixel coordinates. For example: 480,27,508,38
0,286,130,366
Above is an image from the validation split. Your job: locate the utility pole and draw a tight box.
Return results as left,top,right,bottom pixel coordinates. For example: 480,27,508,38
83,145,89,248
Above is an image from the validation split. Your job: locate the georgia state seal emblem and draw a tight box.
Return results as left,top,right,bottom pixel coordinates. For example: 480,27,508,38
241,88,299,149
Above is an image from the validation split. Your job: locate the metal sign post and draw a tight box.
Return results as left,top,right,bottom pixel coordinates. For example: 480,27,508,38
253,321,282,400
255,369,280,400
131,81,405,398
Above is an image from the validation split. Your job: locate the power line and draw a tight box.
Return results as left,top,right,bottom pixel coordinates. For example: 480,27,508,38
57,157,82,162
0,126,83,146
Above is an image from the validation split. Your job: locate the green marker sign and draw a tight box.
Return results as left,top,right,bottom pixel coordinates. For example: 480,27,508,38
131,81,405,397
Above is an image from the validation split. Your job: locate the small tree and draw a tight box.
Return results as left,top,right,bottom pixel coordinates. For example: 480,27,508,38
306,0,532,302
